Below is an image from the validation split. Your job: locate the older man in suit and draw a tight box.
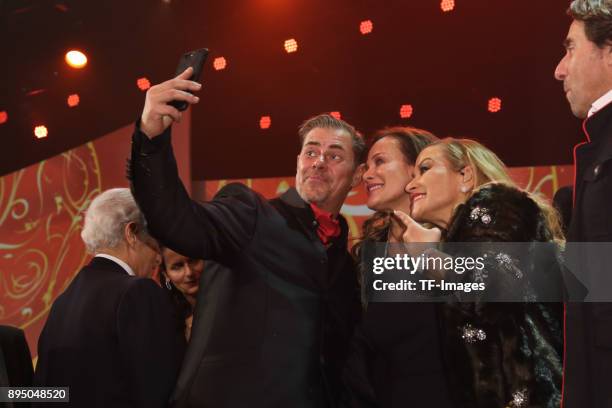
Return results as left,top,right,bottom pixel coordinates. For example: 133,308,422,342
34,188,185,408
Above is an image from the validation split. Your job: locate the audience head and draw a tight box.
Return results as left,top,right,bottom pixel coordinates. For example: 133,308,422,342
159,247,203,307
81,188,159,277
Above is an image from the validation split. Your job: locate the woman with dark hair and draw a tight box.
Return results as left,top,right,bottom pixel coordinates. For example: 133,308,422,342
158,247,204,341
345,126,454,407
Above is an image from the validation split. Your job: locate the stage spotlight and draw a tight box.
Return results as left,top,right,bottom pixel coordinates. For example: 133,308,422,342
330,111,341,120
441,0,455,12
0,111,7,125
137,77,151,91
67,94,80,107
213,57,227,71
34,125,48,139
399,104,413,119
284,39,298,53
488,97,502,113
360,20,373,35
260,116,271,129
65,50,88,69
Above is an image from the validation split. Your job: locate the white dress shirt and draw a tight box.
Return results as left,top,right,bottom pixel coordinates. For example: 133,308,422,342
588,89,612,118
95,253,135,276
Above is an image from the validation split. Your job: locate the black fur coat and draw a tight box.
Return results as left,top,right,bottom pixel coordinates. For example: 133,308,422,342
440,183,563,408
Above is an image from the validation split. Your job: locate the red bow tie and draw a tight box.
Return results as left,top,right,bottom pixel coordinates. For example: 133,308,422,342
310,203,341,245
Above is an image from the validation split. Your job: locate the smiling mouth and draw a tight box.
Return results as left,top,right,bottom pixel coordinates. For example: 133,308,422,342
367,184,383,193
411,193,425,202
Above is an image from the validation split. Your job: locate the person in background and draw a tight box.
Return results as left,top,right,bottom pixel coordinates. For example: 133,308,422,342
158,247,204,341
34,188,185,408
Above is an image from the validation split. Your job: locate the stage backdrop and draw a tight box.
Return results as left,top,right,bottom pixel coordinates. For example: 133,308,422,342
0,111,191,361
1,117,571,359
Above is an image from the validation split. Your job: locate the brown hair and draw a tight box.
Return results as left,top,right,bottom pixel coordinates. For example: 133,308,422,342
568,0,612,47
352,126,438,259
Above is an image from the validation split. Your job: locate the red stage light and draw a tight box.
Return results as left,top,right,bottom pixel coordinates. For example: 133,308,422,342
360,20,373,35
34,125,48,139
137,77,151,91
213,57,227,71
284,39,298,53
67,94,80,107
260,116,271,129
440,0,455,12
330,111,342,120
65,50,88,69
400,104,413,119
488,97,502,113
0,111,7,125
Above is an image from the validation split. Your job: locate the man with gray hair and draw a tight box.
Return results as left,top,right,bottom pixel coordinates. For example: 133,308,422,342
34,188,185,408
129,69,366,407
555,1,612,406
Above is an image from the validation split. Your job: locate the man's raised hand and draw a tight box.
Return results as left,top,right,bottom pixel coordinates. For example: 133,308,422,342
140,67,202,139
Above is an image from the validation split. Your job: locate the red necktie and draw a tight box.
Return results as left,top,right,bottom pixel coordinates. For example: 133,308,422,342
310,203,341,245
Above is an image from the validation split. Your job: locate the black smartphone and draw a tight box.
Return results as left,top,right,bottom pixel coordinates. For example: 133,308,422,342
168,48,209,111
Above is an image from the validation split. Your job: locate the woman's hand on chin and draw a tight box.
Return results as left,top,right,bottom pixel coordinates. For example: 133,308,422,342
393,210,441,243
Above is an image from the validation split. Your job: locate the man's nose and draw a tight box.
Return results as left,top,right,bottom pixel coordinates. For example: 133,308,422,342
554,57,567,81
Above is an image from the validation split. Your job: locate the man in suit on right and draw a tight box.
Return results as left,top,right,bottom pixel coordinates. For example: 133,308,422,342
34,188,185,407
554,1,612,406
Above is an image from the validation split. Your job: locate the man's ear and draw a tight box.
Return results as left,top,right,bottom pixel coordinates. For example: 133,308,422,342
460,165,475,191
124,222,137,248
351,163,366,188
604,42,612,68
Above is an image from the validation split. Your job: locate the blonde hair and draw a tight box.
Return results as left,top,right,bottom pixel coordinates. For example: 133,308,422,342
430,138,565,242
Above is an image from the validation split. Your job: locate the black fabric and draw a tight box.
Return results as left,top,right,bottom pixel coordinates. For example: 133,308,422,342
33,257,185,408
564,101,612,408
0,326,33,388
343,302,454,408
441,184,563,408
129,126,361,408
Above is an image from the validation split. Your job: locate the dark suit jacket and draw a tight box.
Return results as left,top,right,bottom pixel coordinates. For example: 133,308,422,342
34,257,185,408
564,101,612,408
129,127,361,408
0,326,33,388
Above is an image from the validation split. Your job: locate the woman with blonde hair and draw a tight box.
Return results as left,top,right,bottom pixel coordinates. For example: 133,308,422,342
346,138,564,408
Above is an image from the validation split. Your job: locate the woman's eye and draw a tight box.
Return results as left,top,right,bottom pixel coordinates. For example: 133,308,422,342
419,165,429,173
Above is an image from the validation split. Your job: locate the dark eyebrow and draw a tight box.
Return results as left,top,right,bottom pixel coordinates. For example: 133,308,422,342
305,141,345,151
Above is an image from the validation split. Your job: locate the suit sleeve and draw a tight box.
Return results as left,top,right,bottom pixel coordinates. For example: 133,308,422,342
129,124,258,262
116,278,186,408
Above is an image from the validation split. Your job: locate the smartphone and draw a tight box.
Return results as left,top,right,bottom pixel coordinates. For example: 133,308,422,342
168,48,209,111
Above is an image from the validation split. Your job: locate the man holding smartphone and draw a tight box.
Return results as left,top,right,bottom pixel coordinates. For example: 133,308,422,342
554,1,612,406
129,67,365,407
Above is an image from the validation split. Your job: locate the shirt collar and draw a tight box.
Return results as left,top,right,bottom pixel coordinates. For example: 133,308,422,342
95,253,135,276
588,89,612,118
